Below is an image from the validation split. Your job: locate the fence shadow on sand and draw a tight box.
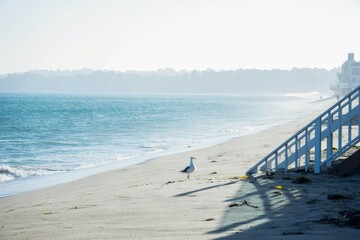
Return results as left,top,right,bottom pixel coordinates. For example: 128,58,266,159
209,172,360,240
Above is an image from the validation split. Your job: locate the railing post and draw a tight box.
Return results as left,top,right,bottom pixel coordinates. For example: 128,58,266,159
265,159,268,172
358,93,360,137
305,129,310,172
285,144,288,172
338,105,342,150
357,90,360,136
348,99,352,144
314,118,321,174
326,114,333,167
295,137,299,170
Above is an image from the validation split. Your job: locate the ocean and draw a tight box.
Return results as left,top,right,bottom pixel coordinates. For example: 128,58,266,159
0,92,322,196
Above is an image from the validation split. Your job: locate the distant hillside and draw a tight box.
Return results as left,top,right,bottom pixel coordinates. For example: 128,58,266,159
0,68,338,94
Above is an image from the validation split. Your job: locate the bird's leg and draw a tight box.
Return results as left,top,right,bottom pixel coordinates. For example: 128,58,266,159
187,174,190,180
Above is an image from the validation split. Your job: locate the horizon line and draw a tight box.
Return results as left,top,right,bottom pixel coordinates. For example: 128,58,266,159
0,66,340,76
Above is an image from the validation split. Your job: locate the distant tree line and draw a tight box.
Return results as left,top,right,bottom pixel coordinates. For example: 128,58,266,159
0,68,338,94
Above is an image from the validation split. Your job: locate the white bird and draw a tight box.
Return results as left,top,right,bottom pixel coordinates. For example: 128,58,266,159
180,157,196,179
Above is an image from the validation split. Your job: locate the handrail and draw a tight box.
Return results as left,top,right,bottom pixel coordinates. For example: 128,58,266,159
247,85,360,175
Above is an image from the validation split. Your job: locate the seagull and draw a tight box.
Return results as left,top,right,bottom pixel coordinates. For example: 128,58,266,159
180,156,196,179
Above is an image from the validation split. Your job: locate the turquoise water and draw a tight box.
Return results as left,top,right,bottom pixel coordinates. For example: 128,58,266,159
0,92,318,194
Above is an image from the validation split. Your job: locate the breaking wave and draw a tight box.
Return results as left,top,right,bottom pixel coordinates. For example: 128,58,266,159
285,91,321,98
0,164,66,183
0,165,30,182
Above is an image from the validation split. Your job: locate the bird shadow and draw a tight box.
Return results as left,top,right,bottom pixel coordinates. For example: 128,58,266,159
173,181,237,198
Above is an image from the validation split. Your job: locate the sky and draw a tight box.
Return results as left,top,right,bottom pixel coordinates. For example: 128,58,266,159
0,0,359,74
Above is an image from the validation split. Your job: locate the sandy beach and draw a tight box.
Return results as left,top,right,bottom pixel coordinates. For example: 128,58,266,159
1,98,360,239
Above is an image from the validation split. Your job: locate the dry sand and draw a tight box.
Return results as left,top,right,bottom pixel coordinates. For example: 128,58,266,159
1,98,360,239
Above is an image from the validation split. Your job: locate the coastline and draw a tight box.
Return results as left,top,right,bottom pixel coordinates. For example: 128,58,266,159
0,92,316,194
2,98,359,239
0,117,282,198
0,96,331,198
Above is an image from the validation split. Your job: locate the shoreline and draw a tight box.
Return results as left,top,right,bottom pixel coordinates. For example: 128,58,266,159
0,98,333,198
3,98,357,239
0,122,277,198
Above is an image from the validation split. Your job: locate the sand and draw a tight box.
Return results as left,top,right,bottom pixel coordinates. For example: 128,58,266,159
1,98,360,239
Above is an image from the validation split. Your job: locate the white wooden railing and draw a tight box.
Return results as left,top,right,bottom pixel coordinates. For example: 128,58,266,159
247,86,360,175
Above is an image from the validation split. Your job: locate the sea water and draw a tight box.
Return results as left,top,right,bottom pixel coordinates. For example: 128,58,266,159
0,92,323,196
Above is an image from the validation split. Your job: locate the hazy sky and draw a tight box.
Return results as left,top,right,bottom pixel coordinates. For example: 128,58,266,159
0,0,359,74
